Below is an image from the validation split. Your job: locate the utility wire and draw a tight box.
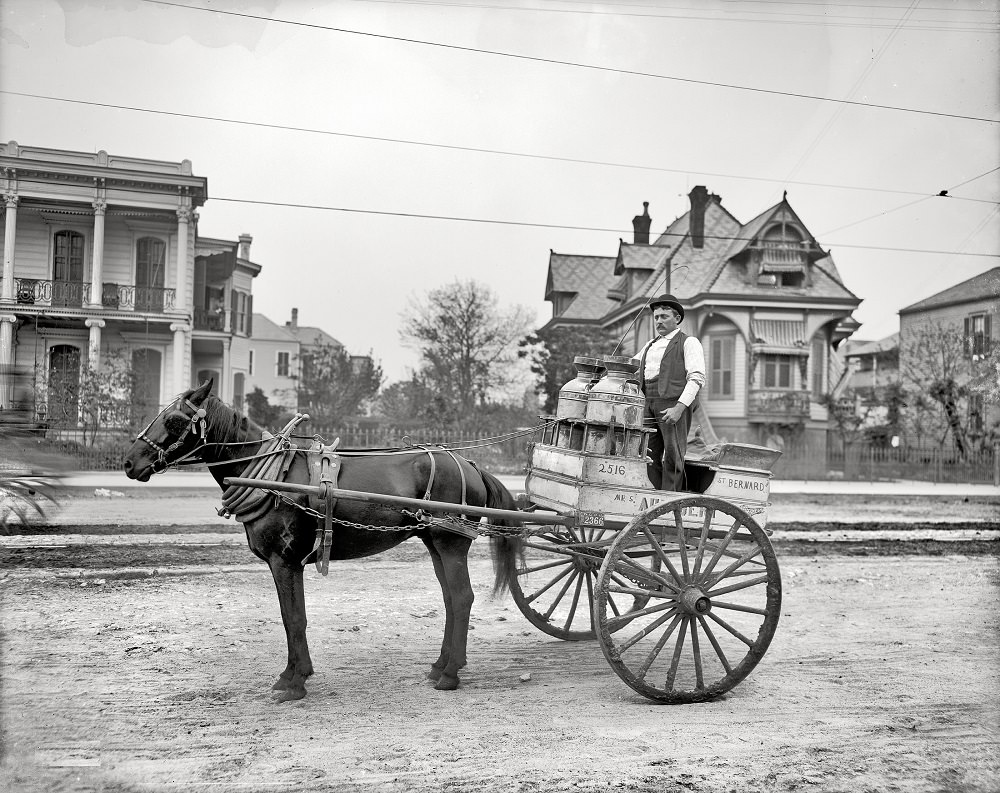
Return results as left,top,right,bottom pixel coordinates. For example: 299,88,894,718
3,91,996,206
140,0,1000,123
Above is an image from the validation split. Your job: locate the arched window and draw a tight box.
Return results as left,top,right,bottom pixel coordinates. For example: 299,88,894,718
132,348,162,426
46,344,81,426
136,236,166,311
758,224,806,287
53,230,85,307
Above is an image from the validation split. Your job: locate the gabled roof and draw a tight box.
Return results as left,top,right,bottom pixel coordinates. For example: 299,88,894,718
844,333,899,357
251,313,298,343
614,240,670,276
545,252,618,321
288,325,343,350
898,267,1000,314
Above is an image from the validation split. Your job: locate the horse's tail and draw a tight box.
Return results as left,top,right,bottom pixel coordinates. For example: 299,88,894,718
479,468,524,598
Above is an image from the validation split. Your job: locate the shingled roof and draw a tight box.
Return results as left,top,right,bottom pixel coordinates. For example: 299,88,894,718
898,267,1000,314
544,252,618,321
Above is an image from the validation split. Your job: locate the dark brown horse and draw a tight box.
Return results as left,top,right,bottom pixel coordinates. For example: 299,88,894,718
122,380,521,701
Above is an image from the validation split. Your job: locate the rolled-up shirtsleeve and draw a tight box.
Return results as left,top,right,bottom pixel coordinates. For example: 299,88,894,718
678,336,706,407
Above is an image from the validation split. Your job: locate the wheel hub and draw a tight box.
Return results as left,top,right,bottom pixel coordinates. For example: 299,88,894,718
678,586,711,615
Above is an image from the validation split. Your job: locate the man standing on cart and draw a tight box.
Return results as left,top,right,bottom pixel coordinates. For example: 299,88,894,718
636,294,706,491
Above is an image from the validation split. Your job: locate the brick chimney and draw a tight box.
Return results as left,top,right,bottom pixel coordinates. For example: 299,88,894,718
287,308,298,330
632,201,652,245
238,233,252,260
688,186,709,249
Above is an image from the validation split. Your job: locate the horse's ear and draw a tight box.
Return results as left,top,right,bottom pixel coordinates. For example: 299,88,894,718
191,378,214,402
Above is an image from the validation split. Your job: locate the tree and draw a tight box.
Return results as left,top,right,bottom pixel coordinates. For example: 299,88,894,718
899,320,977,456
400,280,535,420
521,324,619,413
245,387,284,428
296,342,383,426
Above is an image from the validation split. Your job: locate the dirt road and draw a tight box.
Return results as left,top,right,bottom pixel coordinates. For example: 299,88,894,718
2,546,998,793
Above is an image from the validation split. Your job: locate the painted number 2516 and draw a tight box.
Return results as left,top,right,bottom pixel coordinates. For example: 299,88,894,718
599,463,626,476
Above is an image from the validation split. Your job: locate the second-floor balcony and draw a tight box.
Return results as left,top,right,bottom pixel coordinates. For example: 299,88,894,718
13,279,176,313
193,307,225,332
748,389,812,421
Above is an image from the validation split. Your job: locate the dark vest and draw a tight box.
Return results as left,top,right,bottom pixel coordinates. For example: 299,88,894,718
639,331,690,402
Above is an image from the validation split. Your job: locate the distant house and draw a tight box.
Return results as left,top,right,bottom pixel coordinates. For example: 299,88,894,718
245,313,300,411
541,187,863,449
898,267,1000,443
840,333,901,428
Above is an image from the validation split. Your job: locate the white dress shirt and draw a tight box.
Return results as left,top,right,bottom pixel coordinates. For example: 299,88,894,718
640,329,707,407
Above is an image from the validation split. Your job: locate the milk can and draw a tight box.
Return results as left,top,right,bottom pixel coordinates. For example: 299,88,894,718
584,355,644,429
555,356,601,421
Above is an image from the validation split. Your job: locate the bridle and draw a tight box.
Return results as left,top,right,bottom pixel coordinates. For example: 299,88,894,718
134,396,209,474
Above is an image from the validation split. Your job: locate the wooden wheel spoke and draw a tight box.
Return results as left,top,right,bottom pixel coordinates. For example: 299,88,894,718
711,600,768,616
699,517,743,580
617,607,678,653
614,554,680,593
697,615,732,674
706,611,754,646
691,508,713,579
520,558,571,575
543,569,579,619
674,509,692,579
708,574,770,598
634,614,682,680
639,525,684,585
665,617,689,690
707,546,764,589
689,618,705,690
523,564,574,605
605,600,676,632
561,569,588,631
607,583,675,601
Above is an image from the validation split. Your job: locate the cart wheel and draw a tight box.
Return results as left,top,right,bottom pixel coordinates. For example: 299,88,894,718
594,495,781,703
509,524,662,642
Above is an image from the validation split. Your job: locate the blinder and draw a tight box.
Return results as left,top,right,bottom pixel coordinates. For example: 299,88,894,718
135,396,209,473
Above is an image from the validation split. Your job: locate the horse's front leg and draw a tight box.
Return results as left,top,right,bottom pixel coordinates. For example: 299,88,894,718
422,532,474,691
267,554,314,702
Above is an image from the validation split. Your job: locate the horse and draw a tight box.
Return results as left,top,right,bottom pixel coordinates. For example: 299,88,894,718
122,379,523,702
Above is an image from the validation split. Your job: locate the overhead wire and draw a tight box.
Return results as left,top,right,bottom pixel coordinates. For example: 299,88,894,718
139,0,999,123
3,91,996,207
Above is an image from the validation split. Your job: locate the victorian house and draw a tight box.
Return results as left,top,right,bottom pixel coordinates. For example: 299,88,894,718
0,141,259,429
541,187,862,449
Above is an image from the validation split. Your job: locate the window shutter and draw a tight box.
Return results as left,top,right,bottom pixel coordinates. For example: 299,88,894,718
985,315,993,354
247,296,253,336
964,317,971,356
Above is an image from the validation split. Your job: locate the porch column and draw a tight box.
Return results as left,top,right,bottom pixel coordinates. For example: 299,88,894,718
221,336,232,403
2,193,18,303
85,318,105,370
88,200,106,309
170,322,190,394
175,207,191,313
0,313,16,409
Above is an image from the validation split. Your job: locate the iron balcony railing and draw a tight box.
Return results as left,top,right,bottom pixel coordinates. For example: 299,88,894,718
14,279,176,312
193,307,225,331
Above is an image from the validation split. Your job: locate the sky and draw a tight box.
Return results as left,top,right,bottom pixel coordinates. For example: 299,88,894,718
1,0,997,384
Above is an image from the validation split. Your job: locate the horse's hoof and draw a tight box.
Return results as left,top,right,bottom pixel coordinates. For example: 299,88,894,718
434,674,459,691
272,677,291,691
274,686,306,702
426,665,444,682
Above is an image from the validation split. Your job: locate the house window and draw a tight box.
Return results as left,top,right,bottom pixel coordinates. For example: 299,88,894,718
811,338,825,396
136,236,166,311
248,350,255,376
52,230,86,307
276,351,290,377
762,355,794,389
708,335,734,399
965,314,992,358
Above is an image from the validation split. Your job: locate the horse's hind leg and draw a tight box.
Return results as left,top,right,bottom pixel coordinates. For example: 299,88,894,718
422,532,474,691
268,555,314,702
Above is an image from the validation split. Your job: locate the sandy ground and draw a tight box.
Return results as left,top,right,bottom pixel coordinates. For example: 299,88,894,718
1,483,998,792
1,548,998,792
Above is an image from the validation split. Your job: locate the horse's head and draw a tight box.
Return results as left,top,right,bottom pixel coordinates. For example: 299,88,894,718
123,379,214,481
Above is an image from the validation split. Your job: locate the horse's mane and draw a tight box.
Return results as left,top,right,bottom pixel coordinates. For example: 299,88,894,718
202,394,266,446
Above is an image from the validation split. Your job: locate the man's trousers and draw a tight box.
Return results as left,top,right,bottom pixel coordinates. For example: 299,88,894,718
644,398,691,492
